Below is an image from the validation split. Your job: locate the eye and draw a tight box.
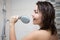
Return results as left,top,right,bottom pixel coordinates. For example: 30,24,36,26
34,10,38,14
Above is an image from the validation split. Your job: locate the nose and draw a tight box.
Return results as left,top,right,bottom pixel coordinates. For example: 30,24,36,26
32,13,35,18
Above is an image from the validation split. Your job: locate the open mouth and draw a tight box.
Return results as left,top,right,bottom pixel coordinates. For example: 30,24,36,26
33,18,36,20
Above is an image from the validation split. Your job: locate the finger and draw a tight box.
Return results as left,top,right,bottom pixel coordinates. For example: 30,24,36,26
15,16,19,19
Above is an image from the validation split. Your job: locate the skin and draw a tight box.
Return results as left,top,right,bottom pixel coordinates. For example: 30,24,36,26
32,5,42,25
9,5,58,40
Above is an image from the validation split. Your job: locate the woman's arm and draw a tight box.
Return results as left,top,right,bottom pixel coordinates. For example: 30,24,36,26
9,16,18,40
9,23,16,40
9,16,51,40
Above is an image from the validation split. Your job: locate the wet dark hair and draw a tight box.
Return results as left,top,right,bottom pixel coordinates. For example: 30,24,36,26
36,1,57,35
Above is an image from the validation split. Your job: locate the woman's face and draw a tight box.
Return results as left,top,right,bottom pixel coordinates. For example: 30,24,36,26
32,5,43,25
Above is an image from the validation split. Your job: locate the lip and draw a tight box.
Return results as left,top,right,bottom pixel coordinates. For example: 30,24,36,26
33,18,36,20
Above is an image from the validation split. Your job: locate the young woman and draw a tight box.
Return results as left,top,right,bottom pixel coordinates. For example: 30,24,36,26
9,1,58,40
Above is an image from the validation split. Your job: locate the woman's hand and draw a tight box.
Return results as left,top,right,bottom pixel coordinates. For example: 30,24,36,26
9,16,19,25
9,16,18,40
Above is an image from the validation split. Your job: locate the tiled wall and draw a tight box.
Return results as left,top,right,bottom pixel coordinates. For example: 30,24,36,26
55,1,60,40
47,0,60,40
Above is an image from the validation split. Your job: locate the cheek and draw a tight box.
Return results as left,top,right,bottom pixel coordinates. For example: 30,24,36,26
35,14,40,19
36,14,42,23
36,14,42,20
38,14,43,24
38,17,42,23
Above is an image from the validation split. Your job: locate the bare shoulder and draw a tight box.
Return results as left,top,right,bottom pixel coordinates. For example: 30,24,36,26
22,30,40,40
22,30,51,40
34,30,51,40
30,30,51,36
39,30,51,36
39,30,51,35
